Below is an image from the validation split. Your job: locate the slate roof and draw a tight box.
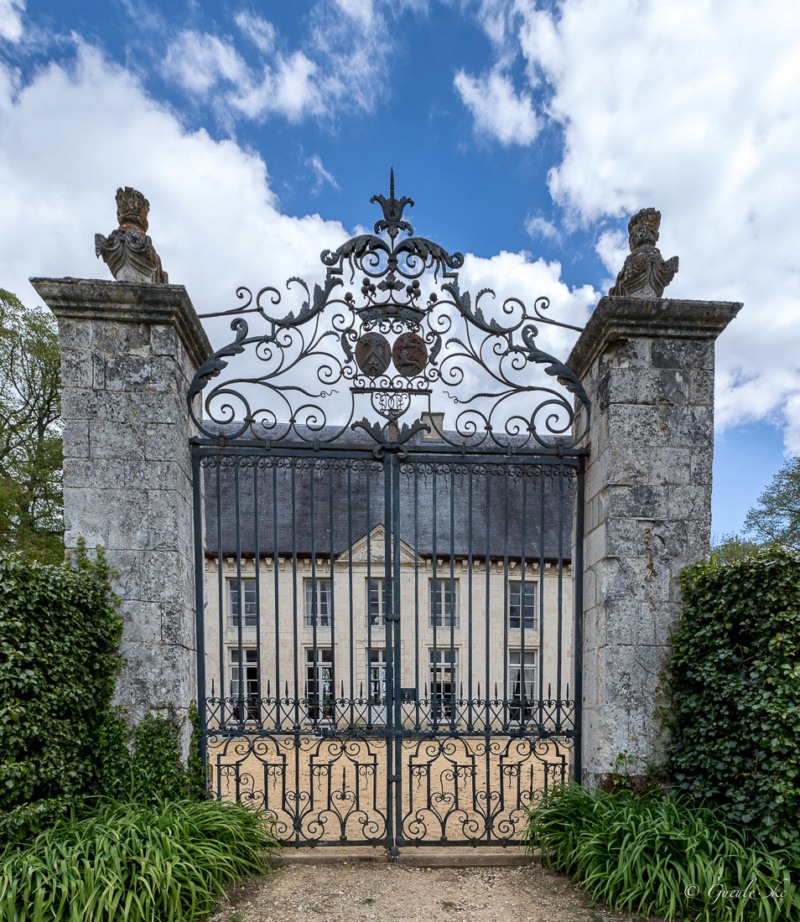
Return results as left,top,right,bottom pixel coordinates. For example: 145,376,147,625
202,424,574,563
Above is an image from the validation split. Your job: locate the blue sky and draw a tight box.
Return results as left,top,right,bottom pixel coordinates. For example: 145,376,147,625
2,0,799,537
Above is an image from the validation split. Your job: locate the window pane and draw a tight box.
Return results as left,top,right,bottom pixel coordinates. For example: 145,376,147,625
430,579,457,627
509,581,536,629
306,648,334,720
229,648,259,721
230,579,258,627
368,578,384,625
305,579,332,627
508,650,536,721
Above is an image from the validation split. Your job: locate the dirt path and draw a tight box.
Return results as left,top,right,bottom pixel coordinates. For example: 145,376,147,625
211,861,656,922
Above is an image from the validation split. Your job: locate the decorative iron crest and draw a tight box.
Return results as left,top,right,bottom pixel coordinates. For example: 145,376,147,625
189,172,590,450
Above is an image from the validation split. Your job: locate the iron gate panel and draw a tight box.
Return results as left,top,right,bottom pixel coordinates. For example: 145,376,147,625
190,177,589,850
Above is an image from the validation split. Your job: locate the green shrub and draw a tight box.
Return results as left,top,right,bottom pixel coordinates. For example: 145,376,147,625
0,799,277,922
0,546,209,847
0,547,124,844
667,547,800,848
98,705,203,804
525,784,798,921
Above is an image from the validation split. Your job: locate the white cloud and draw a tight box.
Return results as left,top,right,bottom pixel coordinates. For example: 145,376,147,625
594,229,626,282
307,155,340,193
162,31,247,95
230,51,321,122
332,0,375,27
0,42,349,349
234,12,276,54
0,0,24,43
159,1,429,126
525,214,561,243
462,0,800,449
160,28,322,123
454,67,538,145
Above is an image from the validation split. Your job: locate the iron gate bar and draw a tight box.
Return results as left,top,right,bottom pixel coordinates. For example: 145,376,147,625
194,443,582,846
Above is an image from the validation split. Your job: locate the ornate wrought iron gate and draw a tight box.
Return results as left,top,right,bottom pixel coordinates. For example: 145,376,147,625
190,177,589,850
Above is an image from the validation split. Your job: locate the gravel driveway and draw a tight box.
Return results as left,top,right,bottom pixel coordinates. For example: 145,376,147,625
211,860,655,922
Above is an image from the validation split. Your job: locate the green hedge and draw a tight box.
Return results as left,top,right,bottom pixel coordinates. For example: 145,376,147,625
667,547,800,849
0,548,124,843
0,547,205,846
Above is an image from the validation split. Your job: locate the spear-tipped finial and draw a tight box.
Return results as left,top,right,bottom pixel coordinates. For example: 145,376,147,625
370,169,414,241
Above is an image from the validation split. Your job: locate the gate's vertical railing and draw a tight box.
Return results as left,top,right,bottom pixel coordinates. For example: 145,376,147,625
391,451,404,851
192,445,208,770
383,453,396,851
572,456,586,784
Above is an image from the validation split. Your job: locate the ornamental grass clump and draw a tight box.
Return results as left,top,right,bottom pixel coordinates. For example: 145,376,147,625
0,799,279,922
525,784,798,922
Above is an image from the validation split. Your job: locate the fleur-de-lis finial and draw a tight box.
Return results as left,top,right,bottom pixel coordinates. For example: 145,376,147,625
370,168,414,241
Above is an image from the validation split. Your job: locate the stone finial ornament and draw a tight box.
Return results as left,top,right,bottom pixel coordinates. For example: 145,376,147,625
95,187,168,284
609,208,678,299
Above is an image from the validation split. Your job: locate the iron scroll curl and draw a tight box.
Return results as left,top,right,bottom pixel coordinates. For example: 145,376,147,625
188,175,590,450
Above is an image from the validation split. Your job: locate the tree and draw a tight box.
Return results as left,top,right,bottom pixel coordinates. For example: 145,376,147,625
0,289,63,562
709,531,761,564
743,455,800,551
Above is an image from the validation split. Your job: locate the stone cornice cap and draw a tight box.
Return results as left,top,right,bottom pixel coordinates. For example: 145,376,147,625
30,277,214,371
567,295,742,381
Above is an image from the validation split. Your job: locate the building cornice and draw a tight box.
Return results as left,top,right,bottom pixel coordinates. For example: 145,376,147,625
567,295,742,381
30,276,213,371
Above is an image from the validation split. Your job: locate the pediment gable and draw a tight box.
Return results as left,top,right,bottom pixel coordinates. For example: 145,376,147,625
337,524,417,565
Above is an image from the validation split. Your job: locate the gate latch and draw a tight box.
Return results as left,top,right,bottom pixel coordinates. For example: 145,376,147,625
385,610,400,622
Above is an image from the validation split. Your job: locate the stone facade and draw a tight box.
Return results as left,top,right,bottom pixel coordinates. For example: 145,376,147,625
29,278,213,749
203,544,573,730
568,295,741,783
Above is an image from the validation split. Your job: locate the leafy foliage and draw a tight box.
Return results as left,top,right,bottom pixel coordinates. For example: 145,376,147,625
525,784,798,921
0,545,207,847
743,454,800,549
186,700,208,801
0,799,278,922
98,705,203,805
0,546,123,844
0,290,62,564
666,547,800,849
710,531,762,564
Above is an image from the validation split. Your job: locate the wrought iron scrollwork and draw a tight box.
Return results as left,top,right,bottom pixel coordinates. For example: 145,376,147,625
189,172,589,449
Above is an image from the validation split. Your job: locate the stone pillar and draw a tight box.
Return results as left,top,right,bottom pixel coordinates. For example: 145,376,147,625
568,296,741,783
30,278,213,749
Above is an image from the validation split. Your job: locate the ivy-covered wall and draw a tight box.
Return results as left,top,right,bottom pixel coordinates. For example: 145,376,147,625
667,547,800,848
